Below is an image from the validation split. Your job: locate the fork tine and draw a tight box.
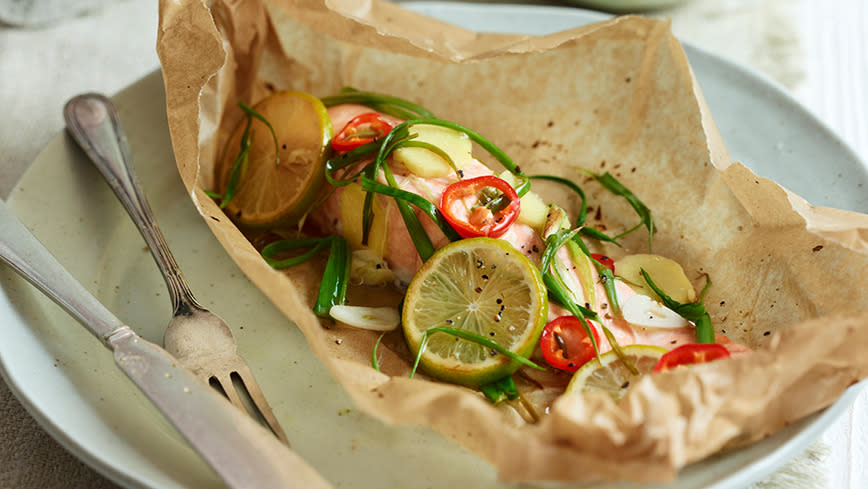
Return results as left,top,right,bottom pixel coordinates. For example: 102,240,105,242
231,365,290,445
211,373,247,412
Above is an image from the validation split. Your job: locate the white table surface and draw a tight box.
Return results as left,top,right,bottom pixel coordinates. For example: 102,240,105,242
0,0,866,488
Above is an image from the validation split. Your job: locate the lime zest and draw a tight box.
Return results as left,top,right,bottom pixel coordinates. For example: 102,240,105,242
408,327,544,379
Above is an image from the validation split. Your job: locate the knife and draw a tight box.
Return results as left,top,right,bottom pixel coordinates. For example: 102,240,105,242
0,197,333,489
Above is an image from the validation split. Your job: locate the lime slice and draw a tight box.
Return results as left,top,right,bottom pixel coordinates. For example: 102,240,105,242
402,237,548,386
565,345,668,401
216,91,332,228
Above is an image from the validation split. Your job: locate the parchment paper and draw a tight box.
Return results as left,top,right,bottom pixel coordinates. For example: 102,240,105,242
156,0,868,482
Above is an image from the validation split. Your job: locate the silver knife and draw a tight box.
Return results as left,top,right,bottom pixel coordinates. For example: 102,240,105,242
0,197,333,489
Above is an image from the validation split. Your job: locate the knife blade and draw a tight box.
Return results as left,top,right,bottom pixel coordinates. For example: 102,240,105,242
0,197,332,489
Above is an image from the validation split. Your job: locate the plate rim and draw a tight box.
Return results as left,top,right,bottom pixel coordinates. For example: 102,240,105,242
1,3,866,489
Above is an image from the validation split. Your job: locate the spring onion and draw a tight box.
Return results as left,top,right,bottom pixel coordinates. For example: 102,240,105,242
359,177,461,242
583,170,654,250
480,376,519,404
409,327,544,379
321,89,436,119
261,236,350,318
529,174,620,245
640,269,715,343
371,332,387,372
211,101,281,207
541,230,638,375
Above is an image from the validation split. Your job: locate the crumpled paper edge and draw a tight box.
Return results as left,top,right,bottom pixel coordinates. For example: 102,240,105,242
156,0,868,483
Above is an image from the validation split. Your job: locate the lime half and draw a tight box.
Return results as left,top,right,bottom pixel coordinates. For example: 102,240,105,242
402,238,548,386
565,344,668,401
216,91,332,228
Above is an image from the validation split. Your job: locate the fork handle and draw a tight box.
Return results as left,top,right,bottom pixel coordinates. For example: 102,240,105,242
63,93,198,314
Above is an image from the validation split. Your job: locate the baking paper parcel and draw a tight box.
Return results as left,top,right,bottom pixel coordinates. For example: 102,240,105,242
156,0,868,483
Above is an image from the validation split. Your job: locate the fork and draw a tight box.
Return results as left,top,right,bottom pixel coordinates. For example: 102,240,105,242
64,93,289,445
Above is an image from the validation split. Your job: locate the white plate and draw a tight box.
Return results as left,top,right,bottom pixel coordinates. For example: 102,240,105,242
1,3,866,489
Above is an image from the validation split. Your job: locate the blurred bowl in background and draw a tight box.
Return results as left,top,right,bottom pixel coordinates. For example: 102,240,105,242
563,0,689,13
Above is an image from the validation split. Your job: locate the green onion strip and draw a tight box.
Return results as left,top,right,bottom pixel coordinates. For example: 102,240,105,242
569,235,621,316
583,171,654,250
641,269,715,344
380,163,437,261
211,101,282,207
541,230,638,375
529,174,620,245
320,89,436,120
313,236,351,316
238,101,280,166
359,177,462,242
261,236,350,318
480,376,519,404
397,140,462,179
262,238,331,269
371,332,387,372
218,114,253,208
409,327,544,379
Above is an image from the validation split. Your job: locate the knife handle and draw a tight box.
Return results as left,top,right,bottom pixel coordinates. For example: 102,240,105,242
112,330,333,489
0,198,333,489
0,198,123,341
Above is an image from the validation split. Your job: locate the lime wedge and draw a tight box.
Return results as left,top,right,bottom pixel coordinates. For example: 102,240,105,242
402,238,548,386
565,344,668,401
215,91,332,228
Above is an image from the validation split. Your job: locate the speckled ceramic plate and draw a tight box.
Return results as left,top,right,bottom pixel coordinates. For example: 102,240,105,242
1,4,866,489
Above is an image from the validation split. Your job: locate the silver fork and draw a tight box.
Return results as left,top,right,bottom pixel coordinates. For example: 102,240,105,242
64,93,289,445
